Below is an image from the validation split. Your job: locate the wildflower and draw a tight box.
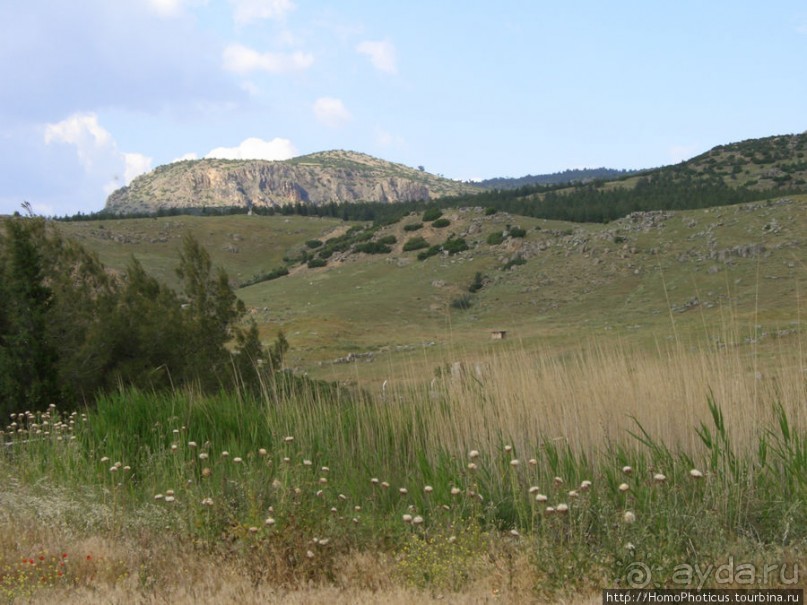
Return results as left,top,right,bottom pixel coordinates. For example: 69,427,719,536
233,457,243,464
545,506,556,515
510,459,520,467
402,514,413,524
580,480,592,491
467,462,478,471
381,481,390,489
265,517,275,526
303,459,312,466
188,441,197,448
556,503,569,513
568,490,579,499
316,490,324,498
448,536,457,543
354,505,361,512
424,485,433,494
618,483,630,492
623,511,636,524
625,542,636,551
318,538,330,546
689,469,704,479
284,436,294,443
166,489,175,496
553,476,563,486
399,487,408,495
165,496,176,503
173,429,180,435
199,453,209,460
154,494,164,500
469,449,480,459
504,445,513,453
283,457,291,463
510,529,520,537
109,466,118,473
100,456,110,463
622,466,633,475
528,486,540,494
258,448,267,456
171,444,178,452
451,487,461,496
352,517,359,524
371,477,379,485
202,467,212,477
528,458,538,466
319,477,328,484
412,515,424,526
653,473,667,483
201,497,214,507
321,466,330,473
330,507,337,514
123,466,131,472
221,451,229,458
338,493,347,501
248,527,258,534
306,550,315,559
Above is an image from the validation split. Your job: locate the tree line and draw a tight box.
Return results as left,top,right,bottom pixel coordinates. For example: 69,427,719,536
0,216,287,417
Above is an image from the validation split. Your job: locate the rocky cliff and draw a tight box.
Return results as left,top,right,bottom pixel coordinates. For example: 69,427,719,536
105,150,479,214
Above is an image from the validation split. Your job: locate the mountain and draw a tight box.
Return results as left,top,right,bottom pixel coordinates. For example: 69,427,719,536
474,167,643,189
104,150,479,215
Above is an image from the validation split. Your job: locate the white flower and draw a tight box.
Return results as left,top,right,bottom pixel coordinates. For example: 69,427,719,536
504,445,513,453
510,529,520,537
402,514,413,524
623,510,636,524
528,458,538,466
467,462,478,471
622,465,633,475
510,459,520,467
618,483,630,492
653,473,667,483
535,493,548,502
556,503,569,513
689,469,704,479
553,476,564,486
412,515,424,525
468,450,480,459
258,448,267,456
303,459,312,466
580,480,592,491
233,457,243,464
528,486,540,494
451,487,461,496
399,487,408,495
424,485,433,494
284,436,294,443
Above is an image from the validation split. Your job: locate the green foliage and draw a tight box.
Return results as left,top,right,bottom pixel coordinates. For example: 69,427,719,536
422,207,443,222
441,237,468,255
307,257,327,268
376,235,397,245
403,222,423,232
239,266,289,287
484,207,498,216
417,245,442,261
486,231,505,245
508,226,527,238
431,218,451,228
353,241,392,254
450,294,472,310
501,256,526,271
305,239,323,249
0,220,279,411
468,272,485,293
403,236,429,252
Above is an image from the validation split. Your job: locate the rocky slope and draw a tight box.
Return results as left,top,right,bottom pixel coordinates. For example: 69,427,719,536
105,150,479,214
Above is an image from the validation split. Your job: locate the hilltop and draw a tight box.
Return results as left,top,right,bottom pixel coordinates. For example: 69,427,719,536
104,150,479,215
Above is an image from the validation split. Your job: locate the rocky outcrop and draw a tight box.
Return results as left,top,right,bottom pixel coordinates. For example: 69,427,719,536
105,150,478,215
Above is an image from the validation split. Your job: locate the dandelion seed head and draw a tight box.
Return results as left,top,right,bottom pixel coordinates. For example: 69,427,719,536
528,486,540,494
188,441,197,448
381,481,390,489
568,490,579,499
370,477,379,485
580,480,592,491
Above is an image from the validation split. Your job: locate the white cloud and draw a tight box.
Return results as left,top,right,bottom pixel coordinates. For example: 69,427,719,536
172,152,199,162
229,0,295,25
44,112,152,193
146,0,185,18
205,137,297,160
356,39,397,74
44,113,113,170
313,97,352,128
375,128,404,148
223,44,314,74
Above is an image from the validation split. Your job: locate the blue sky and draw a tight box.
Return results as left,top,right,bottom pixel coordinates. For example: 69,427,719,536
1,1,806,216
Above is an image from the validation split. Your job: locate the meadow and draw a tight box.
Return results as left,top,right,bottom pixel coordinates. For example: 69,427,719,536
1,332,805,603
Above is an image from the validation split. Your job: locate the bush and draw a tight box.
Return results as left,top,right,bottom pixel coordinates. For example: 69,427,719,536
508,227,527,238
239,266,289,287
417,245,442,261
422,208,443,222
403,222,423,232
403,236,429,252
487,232,505,245
377,235,397,245
305,239,323,249
443,237,468,255
501,255,526,271
450,294,472,310
307,257,327,268
354,241,392,254
468,272,485,293
485,207,498,216
432,218,451,228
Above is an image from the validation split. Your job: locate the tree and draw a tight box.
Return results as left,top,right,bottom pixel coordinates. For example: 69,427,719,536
0,218,60,414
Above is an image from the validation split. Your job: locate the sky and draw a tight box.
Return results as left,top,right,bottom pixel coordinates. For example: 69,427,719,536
1,1,806,216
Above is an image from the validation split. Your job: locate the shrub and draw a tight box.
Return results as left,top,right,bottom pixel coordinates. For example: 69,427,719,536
417,245,442,261
403,236,429,252
239,266,289,287
487,232,505,245
307,258,327,268
305,239,323,249
422,208,443,222
501,255,526,271
432,218,451,228
443,237,468,255
485,207,497,216
377,235,397,245
468,272,485,293
450,294,472,310
508,227,527,238
403,222,423,232
354,241,392,254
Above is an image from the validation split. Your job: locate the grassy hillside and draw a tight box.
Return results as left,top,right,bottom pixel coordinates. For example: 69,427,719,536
58,194,807,388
